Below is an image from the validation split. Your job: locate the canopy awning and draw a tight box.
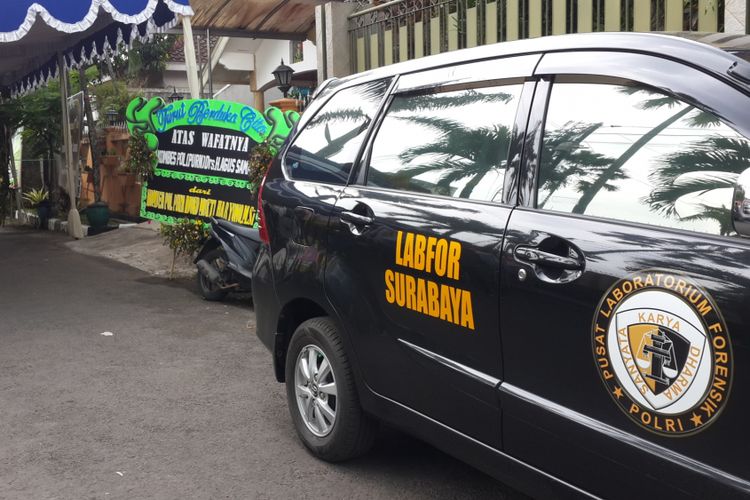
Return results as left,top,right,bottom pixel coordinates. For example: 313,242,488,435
1,0,193,96
188,0,322,40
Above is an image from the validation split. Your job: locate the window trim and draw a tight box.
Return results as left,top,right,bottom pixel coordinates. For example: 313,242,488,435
351,91,393,187
516,77,551,208
394,54,540,94
346,76,399,186
340,183,522,211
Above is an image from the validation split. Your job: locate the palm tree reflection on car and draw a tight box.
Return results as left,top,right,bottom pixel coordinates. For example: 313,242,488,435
373,89,517,200
537,86,750,235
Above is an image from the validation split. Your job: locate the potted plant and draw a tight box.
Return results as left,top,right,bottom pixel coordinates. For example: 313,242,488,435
22,187,50,229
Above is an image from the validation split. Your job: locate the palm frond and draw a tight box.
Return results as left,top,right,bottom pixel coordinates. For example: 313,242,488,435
651,136,750,185
394,90,514,113
312,119,370,158
398,125,511,163
679,204,734,235
307,109,367,128
646,172,738,216
686,109,722,128
617,86,681,109
638,96,683,110
389,114,464,134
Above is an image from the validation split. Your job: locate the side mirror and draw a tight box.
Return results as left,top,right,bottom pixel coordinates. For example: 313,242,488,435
732,169,750,237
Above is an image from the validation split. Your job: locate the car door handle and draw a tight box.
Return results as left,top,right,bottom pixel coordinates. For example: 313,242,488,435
340,211,373,226
514,246,583,270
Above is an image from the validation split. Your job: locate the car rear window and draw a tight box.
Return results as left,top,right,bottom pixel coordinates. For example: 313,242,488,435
285,79,391,185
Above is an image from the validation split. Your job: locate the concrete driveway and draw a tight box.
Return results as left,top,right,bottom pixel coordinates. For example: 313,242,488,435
0,226,523,499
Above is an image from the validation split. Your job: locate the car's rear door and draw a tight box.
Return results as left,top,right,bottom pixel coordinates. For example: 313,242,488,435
324,55,539,448
500,51,750,498
253,78,394,361
261,78,393,308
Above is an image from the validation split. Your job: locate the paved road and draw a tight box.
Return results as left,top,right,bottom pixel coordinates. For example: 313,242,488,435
0,226,524,499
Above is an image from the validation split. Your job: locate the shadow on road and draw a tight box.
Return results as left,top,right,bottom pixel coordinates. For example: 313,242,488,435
336,425,531,499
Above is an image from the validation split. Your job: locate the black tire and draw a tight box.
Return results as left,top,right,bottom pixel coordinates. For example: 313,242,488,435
197,247,229,301
285,317,377,462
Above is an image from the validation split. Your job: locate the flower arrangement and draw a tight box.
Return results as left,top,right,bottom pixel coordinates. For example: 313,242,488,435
160,218,209,278
248,140,276,194
123,130,157,179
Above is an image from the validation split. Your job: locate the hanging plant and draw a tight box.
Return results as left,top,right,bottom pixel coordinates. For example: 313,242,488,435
123,130,157,179
248,140,276,194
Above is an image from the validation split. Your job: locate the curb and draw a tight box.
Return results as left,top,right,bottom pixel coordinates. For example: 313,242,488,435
16,210,90,237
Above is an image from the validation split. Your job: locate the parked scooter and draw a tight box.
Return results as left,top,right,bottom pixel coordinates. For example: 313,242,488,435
194,217,262,301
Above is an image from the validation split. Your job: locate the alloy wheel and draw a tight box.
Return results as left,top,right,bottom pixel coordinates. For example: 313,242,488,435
294,344,338,437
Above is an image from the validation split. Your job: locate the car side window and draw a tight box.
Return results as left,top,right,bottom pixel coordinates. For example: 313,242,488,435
367,84,523,201
537,81,750,236
285,79,391,184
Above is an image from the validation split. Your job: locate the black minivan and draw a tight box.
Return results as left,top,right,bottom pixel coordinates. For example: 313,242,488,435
252,33,750,499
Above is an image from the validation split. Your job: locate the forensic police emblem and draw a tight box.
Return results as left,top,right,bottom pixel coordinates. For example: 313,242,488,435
593,271,732,436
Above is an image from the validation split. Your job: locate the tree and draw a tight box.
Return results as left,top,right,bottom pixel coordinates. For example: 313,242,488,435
92,80,133,117
388,123,512,198
0,97,24,221
79,65,103,203
126,35,175,87
17,82,63,161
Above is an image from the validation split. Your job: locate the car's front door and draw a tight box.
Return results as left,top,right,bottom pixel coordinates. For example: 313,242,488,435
501,51,750,498
325,55,539,447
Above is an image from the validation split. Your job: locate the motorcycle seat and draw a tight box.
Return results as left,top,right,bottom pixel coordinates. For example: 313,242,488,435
215,218,262,243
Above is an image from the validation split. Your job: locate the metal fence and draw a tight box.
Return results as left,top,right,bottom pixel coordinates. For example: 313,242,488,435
349,0,725,72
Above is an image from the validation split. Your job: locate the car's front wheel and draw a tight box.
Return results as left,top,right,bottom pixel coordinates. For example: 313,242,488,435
285,317,377,462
